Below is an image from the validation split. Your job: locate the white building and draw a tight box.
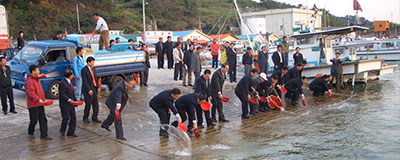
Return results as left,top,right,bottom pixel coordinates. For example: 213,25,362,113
241,8,322,36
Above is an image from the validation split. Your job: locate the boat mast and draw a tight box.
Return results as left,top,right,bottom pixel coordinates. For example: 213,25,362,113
232,0,254,51
142,0,146,43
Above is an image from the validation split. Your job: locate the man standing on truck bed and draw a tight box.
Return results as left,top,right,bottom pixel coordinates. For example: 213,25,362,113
81,57,101,123
92,13,110,51
73,47,85,100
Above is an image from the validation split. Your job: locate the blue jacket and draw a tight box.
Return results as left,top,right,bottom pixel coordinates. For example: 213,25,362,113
73,56,85,77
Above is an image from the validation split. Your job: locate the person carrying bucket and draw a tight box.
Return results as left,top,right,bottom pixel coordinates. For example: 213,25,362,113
252,73,269,112
284,76,307,106
149,88,182,138
309,75,332,97
235,68,259,119
194,69,215,128
171,93,207,133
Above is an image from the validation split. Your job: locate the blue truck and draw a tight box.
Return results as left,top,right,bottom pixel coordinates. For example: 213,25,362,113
10,35,145,99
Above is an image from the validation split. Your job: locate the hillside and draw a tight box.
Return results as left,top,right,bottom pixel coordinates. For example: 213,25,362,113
1,0,373,40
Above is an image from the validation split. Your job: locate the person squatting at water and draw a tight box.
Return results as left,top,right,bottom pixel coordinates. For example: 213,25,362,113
171,93,207,133
309,75,332,97
149,88,182,138
284,76,307,106
235,68,259,119
101,76,135,141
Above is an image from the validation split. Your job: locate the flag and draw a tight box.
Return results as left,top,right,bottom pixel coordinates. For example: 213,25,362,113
353,0,363,12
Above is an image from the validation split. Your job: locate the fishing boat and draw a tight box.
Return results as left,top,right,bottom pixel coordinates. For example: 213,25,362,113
355,39,400,61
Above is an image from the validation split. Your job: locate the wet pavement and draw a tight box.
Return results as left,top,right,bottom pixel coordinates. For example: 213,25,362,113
0,59,399,159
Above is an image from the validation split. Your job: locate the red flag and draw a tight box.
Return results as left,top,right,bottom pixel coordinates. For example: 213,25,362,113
353,0,363,12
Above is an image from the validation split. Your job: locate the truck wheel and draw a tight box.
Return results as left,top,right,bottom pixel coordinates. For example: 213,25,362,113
46,80,60,99
108,75,124,90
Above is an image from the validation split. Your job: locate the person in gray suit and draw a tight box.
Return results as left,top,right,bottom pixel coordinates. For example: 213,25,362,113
191,47,203,82
257,45,269,74
101,76,135,141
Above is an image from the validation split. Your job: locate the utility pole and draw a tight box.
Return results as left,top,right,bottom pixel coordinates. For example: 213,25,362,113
199,16,201,31
143,0,146,43
76,3,81,33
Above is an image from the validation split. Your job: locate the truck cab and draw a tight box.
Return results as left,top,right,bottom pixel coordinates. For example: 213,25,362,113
10,40,77,99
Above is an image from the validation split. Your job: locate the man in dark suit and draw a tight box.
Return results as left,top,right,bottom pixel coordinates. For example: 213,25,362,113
164,36,174,69
272,45,285,71
172,93,206,132
156,37,164,69
235,68,259,119
149,88,182,138
226,43,237,83
0,57,17,115
309,75,332,96
284,76,307,106
101,76,135,141
81,57,101,123
58,69,78,137
257,45,269,74
283,63,303,84
210,64,229,122
194,69,214,127
140,44,150,86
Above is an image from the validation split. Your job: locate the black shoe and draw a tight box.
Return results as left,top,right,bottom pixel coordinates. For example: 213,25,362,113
250,112,256,116
219,119,229,122
258,108,266,112
171,121,178,128
242,115,250,119
3,111,7,115
143,83,148,86
207,123,216,127
233,80,237,83
198,124,204,128
211,118,217,122
92,119,102,123
10,111,17,114
254,110,259,114
117,137,127,141
83,119,91,123
183,84,187,87
159,131,169,138
67,134,78,137
60,132,65,137
188,84,193,87
291,102,298,106
101,126,112,132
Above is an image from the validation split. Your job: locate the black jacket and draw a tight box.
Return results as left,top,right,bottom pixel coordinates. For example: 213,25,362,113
226,47,237,65
156,42,163,54
106,81,129,110
283,67,300,84
330,58,342,75
17,36,24,49
144,51,151,68
209,69,225,97
81,65,99,93
163,41,174,55
175,93,201,122
235,74,253,96
293,52,304,65
309,77,329,91
0,66,12,88
194,75,210,97
149,90,179,115
272,51,285,69
58,78,76,109
252,78,268,97
272,69,286,85
183,49,194,69
285,78,304,94
242,53,253,65
257,50,268,72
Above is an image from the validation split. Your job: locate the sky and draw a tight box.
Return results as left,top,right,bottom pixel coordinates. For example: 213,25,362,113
254,0,400,24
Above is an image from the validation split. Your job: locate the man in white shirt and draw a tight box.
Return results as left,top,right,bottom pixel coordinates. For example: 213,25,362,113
92,13,110,51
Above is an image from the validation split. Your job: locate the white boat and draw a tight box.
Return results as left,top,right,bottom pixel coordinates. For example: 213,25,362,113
355,39,400,61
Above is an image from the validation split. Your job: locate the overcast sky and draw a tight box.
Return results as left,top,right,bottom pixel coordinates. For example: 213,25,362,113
255,0,400,23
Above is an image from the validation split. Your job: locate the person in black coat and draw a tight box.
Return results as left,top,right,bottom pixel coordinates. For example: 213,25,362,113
226,43,237,83
257,45,269,74
81,57,101,123
101,76,135,141
283,64,303,84
272,45,285,71
156,37,165,69
293,47,304,66
58,70,78,137
17,31,25,50
149,88,182,138
140,44,151,86
235,68,259,119
0,57,16,115
284,76,307,106
171,93,206,132
209,64,229,122
194,69,214,127
252,73,269,112
272,66,288,86
183,44,194,86
310,75,332,96
242,47,254,75
330,52,343,89
164,36,174,69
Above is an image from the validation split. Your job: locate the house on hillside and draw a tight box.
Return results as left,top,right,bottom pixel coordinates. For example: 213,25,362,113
173,29,212,44
209,34,239,42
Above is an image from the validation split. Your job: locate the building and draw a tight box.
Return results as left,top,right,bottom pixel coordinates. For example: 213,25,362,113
235,33,280,42
173,29,212,44
241,8,322,36
209,34,239,42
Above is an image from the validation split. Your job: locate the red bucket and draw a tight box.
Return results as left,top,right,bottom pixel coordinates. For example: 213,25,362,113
249,97,258,104
258,96,268,103
280,87,288,93
115,110,121,120
178,122,188,131
72,101,84,106
328,92,332,98
270,95,284,108
43,100,53,106
302,99,307,106
221,96,230,102
267,100,275,109
201,102,211,111
193,128,200,138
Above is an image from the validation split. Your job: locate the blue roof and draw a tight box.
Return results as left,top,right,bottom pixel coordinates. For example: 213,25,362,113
235,34,258,40
27,40,77,48
173,30,194,37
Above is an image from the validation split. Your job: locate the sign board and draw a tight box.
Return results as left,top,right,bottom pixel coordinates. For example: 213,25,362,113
0,5,9,50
